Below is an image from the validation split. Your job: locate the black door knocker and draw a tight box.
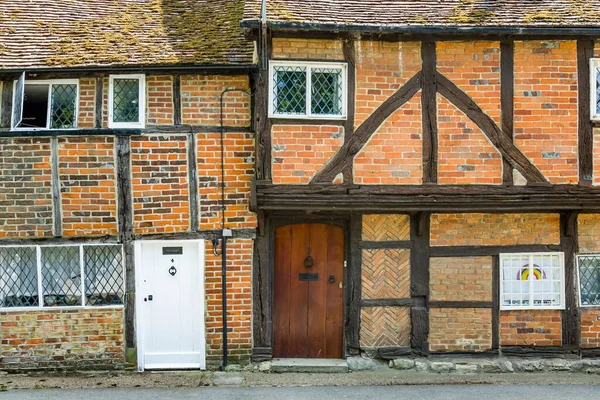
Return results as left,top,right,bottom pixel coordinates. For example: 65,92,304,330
169,266,177,276
304,247,314,269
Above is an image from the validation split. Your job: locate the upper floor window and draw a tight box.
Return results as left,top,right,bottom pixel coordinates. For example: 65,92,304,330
12,78,78,130
269,61,347,119
500,252,565,310
108,74,145,128
578,254,600,307
591,59,600,120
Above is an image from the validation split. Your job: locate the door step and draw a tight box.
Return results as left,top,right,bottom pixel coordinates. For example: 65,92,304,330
271,358,349,373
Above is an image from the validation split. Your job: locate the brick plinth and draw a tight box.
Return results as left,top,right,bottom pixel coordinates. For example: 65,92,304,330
429,308,492,352
500,310,562,347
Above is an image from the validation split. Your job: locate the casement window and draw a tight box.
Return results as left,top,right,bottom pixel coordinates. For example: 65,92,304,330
500,252,565,310
269,61,347,119
0,244,124,309
11,77,79,130
577,255,600,307
591,59,600,120
108,74,145,128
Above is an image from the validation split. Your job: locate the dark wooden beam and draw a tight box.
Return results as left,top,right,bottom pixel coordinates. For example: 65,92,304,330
560,211,580,350
187,132,199,232
116,136,135,349
410,212,429,354
311,72,422,183
256,183,600,212
251,346,273,363
378,347,413,360
133,228,256,241
500,346,578,357
256,35,273,182
1,81,13,129
252,211,272,351
50,137,62,237
578,40,594,185
0,236,118,246
0,125,253,138
95,77,103,129
346,213,362,355
491,256,500,350
436,72,548,184
429,301,493,308
342,36,357,182
358,240,413,249
500,41,514,185
421,41,438,183
173,75,182,126
430,244,561,257
270,118,345,126
360,298,413,307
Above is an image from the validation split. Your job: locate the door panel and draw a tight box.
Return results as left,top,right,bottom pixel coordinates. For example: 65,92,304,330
273,223,344,358
138,241,205,369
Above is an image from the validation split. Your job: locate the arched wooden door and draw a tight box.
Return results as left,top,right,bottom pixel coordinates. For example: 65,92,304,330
273,223,344,358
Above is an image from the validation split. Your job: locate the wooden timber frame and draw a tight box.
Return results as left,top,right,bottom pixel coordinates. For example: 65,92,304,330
250,31,598,359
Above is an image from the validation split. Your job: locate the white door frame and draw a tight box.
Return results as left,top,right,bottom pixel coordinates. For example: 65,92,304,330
134,239,206,371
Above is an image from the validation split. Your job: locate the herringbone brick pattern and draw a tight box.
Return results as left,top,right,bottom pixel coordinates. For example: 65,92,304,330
360,307,410,348
362,249,410,299
362,214,410,241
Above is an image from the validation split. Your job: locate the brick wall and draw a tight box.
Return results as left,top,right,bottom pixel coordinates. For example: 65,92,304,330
430,213,560,246
131,134,190,235
197,132,256,230
0,138,53,238
500,310,562,347
362,249,410,299
272,38,344,60
430,257,492,301
146,75,174,125
429,308,492,352
77,78,96,128
354,96,423,184
58,137,118,236
579,214,600,253
272,125,344,184
362,214,411,241
0,308,124,370
581,309,600,349
514,40,578,184
360,307,410,348
204,239,252,362
181,75,250,127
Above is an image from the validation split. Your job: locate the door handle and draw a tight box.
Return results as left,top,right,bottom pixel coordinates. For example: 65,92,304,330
329,275,335,284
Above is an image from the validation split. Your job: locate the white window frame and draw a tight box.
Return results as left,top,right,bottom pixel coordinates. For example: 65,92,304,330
108,74,146,128
268,60,347,119
499,252,565,311
577,254,600,308
0,243,125,312
591,59,600,121
11,79,80,130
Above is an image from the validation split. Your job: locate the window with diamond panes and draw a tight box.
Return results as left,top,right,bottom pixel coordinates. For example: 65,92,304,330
112,78,140,123
500,253,564,310
273,66,307,115
591,60,600,120
311,68,343,115
0,247,38,307
578,255,600,306
270,62,346,118
12,80,78,129
0,245,124,309
50,84,77,129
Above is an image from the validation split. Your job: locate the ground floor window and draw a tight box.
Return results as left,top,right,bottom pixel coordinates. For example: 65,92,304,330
500,252,565,310
578,255,600,307
0,244,124,309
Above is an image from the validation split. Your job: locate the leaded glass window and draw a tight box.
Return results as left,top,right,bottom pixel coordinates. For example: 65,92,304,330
578,255,600,306
12,80,78,129
109,74,145,128
0,244,124,309
269,62,346,118
592,59,600,120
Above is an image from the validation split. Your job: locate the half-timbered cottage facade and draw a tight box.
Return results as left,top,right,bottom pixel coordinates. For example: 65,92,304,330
243,0,600,361
0,0,256,370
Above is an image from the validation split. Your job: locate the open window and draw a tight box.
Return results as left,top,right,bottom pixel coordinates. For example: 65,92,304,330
108,74,145,128
268,61,347,119
12,77,79,130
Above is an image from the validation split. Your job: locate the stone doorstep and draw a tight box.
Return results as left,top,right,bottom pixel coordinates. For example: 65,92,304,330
270,358,349,373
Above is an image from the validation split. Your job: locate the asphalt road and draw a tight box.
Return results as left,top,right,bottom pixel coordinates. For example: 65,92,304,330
3,385,600,400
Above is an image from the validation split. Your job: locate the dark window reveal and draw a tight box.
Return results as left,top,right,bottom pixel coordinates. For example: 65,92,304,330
21,85,49,128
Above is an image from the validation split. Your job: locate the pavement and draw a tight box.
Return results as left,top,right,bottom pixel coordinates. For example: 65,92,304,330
2,384,600,400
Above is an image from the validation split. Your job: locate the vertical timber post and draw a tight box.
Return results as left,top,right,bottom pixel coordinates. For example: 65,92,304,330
410,212,430,354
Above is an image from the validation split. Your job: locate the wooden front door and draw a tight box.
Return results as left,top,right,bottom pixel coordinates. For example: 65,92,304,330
273,223,344,358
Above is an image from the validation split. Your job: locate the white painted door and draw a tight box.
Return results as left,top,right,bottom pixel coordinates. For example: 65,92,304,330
136,241,205,370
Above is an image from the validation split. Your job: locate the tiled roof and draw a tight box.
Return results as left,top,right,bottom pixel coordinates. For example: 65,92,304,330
0,0,254,70
243,0,600,30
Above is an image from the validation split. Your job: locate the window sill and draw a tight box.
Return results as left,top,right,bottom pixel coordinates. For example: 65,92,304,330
0,305,125,313
500,306,565,311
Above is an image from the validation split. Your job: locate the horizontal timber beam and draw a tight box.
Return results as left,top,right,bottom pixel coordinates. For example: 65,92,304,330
430,244,561,257
256,184,600,212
